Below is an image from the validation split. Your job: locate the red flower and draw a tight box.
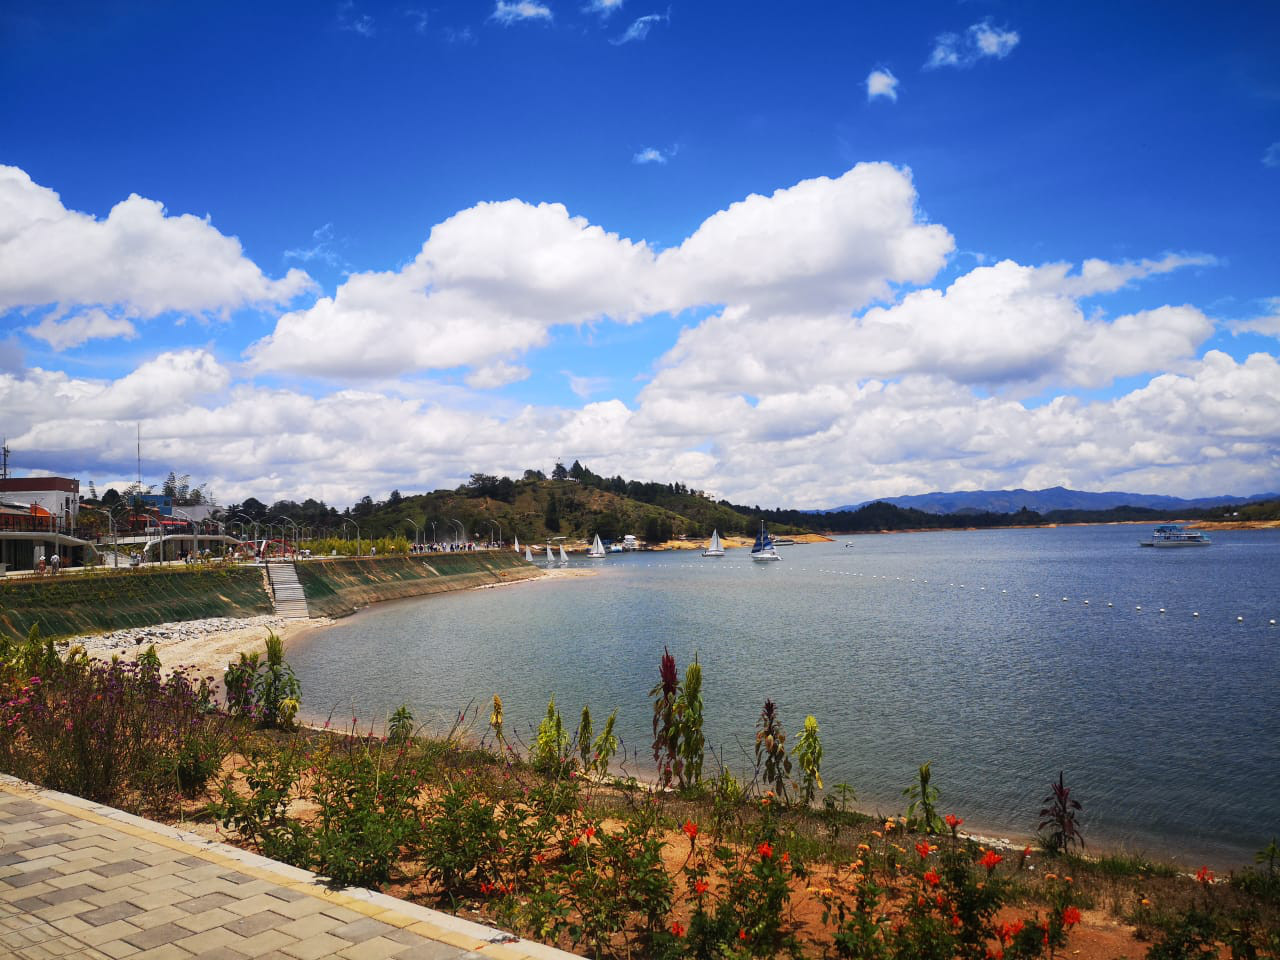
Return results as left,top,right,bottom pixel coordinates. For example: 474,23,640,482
780,851,790,865
979,850,1003,871
569,836,580,848
1196,866,1215,885
945,813,963,829
915,841,935,859
584,826,596,839
1062,906,1082,927
670,921,685,937
757,841,774,859
695,879,709,895
683,820,698,840
923,870,940,887
738,928,748,941
951,913,962,929
997,920,1024,944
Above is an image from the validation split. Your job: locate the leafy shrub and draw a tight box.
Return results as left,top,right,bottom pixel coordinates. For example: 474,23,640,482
793,714,824,806
755,698,791,800
532,697,570,774
1038,771,1084,854
904,761,944,834
309,737,420,888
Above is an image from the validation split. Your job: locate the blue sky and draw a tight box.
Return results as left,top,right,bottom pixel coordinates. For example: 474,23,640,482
2,1,1278,508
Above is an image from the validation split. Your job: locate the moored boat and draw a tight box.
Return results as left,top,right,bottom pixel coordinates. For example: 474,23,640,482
1139,524,1212,547
587,534,607,559
750,522,781,561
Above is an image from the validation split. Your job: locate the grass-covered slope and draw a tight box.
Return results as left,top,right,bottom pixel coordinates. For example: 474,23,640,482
0,565,273,642
294,551,539,619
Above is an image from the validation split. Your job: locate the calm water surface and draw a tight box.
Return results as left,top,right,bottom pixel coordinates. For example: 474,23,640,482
290,525,1280,868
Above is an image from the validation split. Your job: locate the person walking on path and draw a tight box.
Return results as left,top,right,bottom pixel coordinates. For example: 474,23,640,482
50,552,60,574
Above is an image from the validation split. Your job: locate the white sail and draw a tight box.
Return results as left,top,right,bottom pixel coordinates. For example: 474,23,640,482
588,533,606,558
525,546,534,562
545,545,554,564
514,535,520,552
703,529,725,557
559,545,569,564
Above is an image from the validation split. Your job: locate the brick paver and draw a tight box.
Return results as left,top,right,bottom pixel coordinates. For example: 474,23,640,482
0,776,575,960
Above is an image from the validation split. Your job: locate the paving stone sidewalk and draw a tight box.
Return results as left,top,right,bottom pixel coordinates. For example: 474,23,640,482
0,776,576,960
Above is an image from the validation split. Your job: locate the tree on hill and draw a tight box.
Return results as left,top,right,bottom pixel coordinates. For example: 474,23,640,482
552,462,569,480
544,494,561,532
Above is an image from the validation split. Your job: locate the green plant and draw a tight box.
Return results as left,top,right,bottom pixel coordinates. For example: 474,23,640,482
532,696,570,774
255,631,301,729
223,651,260,716
420,778,504,895
388,703,415,744
1038,771,1084,854
793,714,824,806
755,698,791,801
674,659,704,790
904,761,943,834
590,708,619,778
309,738,420,888
209,743,312,867
651,647,681,787
576,704,593,771
136,644,161,683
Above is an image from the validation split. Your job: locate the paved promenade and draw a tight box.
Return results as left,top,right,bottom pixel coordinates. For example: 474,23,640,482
0,776,575,960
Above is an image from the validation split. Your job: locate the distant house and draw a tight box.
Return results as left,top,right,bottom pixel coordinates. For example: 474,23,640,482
0,477,91,573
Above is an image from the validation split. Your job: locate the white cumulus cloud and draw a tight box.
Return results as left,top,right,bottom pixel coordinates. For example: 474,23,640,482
866,68,899,102
0,166,313,319
26,309,138,351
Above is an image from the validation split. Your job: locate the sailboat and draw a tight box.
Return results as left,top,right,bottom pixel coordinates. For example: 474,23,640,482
587,534,607,559
702,529,725,558
750,522,781,561
545,545,554,566
513,535,520,552
524,545,534,562
559,545,569,566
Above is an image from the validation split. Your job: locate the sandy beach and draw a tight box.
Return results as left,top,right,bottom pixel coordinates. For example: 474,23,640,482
65,615,331,678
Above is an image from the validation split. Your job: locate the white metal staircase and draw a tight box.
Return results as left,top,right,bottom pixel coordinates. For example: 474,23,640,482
267,562,310,619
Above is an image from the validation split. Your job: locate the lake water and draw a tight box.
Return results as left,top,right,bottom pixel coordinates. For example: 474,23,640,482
289,525,1280,869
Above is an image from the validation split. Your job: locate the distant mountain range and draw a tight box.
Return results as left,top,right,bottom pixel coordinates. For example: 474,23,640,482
821,486,1280,516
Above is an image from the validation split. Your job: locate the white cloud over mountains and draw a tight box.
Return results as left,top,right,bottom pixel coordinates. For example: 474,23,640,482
2,161,1269,508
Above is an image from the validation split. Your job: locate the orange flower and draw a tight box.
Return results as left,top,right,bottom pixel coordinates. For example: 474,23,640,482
671,921,685,937
757,841,774,859
979,850,1003,871
1062,906,1082,927
683,820,698,840
923,870,940,887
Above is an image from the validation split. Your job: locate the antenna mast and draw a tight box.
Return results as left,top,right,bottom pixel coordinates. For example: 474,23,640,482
136,424,142,490
1,438,9,480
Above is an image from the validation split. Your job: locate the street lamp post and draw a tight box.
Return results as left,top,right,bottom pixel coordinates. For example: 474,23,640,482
341,518,361,556
406,519,419,551
429,521,437,550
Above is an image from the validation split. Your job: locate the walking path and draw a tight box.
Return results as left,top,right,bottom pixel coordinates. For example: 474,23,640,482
0,775,575,960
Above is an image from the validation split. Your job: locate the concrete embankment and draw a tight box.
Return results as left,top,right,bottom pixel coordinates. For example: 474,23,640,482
294,551,541,618
0,565,273,642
